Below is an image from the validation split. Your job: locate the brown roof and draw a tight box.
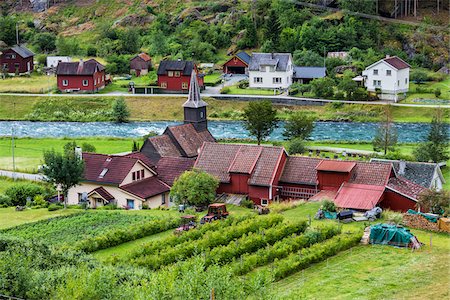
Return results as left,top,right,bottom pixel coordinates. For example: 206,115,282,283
349,162,392,186
124,152,156,169
147,135,183,158
156,157,195,185
195,143,285,187
82,153,153,185
166,124,215,157
383,56,410,70
280,156,322,185
386,177,426,201
120,176,170,200
334,183,385,210
88,187,114,201
138,53,151,62
316,160,356,173
56,59,104,76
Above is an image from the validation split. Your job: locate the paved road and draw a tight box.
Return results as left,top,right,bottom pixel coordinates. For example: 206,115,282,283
307,146,382,156
1,92,449,108
0,170,45,181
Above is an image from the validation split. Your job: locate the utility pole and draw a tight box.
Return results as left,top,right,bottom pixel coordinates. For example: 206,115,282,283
16,23,19,45
12,102,16,181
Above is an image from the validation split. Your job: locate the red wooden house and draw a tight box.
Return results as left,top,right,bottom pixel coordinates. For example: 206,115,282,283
157,60,204,92
0,45,34,75
222,51,251,74
56,59,106,93
130,53,152,76
195,143,428,212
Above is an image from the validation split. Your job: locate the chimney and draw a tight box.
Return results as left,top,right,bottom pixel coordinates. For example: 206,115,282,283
398,160,406,175
75,147,82,160
386,55,390,59
77,59,84,73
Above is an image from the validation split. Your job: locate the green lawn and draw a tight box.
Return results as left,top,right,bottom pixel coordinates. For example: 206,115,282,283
0,74,56,94
204,73,222,85
0,207,77,230
405,77,450,103
226,85,282,95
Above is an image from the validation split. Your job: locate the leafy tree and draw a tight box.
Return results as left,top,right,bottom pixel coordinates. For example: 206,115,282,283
417,189,450,215
372,105,397,155
242,101,278,145
293,49,323,67
263,9,280,45
0,16,16,46
106,55,130,74
310,77,335,98
338,0,376,14
260,40,276,53
298,84,311,95
56,37,80,56
42,149,84,208
338,71,358,100
81,143,96,153
287,138,306,155
170,169,219,207
63,141,78,156
33,33,56,53
117,28,140,54
111,97,130,123
5,183,47,206
237,16,258,49
283,111,316,140
410,69,428,84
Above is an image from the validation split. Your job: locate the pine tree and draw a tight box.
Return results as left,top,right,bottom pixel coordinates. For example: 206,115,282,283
111,97,130,123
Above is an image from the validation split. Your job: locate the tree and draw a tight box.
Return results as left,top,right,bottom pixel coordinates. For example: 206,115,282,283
287,138,306,155
42,149,84,208
338,70,358,100
413,108,449,162
0,16,16,46
410,69,428,84
242,101,278,145
372,105,397,155
33,33,56,53
293,49,323,67
170,169,219,207
81,143,96,153
338,0,376,14
310,77,335,98
283,111,315,140
111,97,130,123
117,28,140,54
416,189,450,215
263,9,280,45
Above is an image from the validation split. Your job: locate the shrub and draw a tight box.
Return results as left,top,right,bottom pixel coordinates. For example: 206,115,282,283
220,87,231,94
382,209,403,224
240,199,254,209
81,143,96,153
331,101,344,109
48,203,62,211
434,88,441,98
5,183,47,206
0,194,12,208
33,195,48,207
268,201,304,213
238,80,249,89
288,138,306,155
321,199,336,212
334,91,345,100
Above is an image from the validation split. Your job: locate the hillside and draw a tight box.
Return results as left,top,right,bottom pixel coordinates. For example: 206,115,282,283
0,0,448,70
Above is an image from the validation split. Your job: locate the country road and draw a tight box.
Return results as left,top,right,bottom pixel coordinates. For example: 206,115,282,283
1,92,449,108
0,170,44,181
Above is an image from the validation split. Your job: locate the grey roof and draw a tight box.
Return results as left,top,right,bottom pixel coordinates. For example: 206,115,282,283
370,159,443,189
293,66,326,79
11,45,34,58
183,71,207,108
157,60,195,76
56,59,104,76
236,51,251,65
249,53,291,71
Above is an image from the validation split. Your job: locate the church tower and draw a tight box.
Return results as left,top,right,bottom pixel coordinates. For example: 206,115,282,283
183,71,208,132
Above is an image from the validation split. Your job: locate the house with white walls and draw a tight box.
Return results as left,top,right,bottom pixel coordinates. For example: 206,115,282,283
362,56,410,101
248,53,293,90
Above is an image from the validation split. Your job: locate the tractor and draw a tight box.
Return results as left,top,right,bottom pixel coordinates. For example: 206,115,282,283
174,215,197,235
200,203,229,224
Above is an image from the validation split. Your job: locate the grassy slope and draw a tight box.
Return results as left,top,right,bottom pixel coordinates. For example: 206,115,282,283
405,77,450,102
0,206,77,230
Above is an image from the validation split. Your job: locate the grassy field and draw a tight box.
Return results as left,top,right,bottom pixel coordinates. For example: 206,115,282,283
0,206,77,229
405,77,450,103
203,72,222,85
226,85,282,95
0,74,56,94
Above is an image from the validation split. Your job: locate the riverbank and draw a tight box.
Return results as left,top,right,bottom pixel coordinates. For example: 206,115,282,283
0,95,448,123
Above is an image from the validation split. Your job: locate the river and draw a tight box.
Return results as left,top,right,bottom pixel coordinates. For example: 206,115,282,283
0,121,446,142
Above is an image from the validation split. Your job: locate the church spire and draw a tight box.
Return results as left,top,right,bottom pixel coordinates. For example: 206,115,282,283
183,71,208,131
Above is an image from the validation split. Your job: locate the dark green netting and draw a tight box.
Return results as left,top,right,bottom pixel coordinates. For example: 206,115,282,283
406,209,438,223
324,211,337,219
369,224,413,247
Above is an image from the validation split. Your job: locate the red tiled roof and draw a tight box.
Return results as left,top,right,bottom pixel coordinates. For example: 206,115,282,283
147,135,183,158
386,176,426,201
384,56,410,70
124,152,156,169
166,124,215,157
334,182,385,210
88,187,114,201
349,162,392,186
156,157,195,185
279,156,321,185
138,53,151,62
316,160,356,173
228,145,262,174
309,190,337,202
195,143,241,183
247,146,285,186
82,153,140,185
120,176,170,199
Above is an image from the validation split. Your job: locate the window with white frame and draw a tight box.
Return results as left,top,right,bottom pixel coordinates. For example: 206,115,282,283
260,66,266,72
261,199,268,206
132,169,145,181
273,77,282,84
386,70,391,76
161,82,167,88
175,71,181,77
82,80,89,86
373,69,378,75
161,193,166,205
254,77,263,83
182,82,188,89
168,71,174,77
373,80,381,87
269,66,275,72
62,79,69,86
2,63,7,70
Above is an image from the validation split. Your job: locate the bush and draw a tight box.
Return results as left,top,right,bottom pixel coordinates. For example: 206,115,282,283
434,88,441,98
48,203,62,211
334,91,345,100
321,199,336,212
240,199,254,209
81,143,96,153
5,183,47,206
220,87,231,94
238,80,249,89
288,138,306,155
382,209,403,224
268,201,304,213
0,194,12,208
111,97,130,123
33,195,48,207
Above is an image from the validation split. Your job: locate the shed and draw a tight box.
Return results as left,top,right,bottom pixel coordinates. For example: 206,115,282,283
223,51,251,74
293,66,326,84
130,53,152,77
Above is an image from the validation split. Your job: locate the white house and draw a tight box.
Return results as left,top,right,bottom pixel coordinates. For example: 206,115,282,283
46,56,71,68
248,53,293,90
362,56,410,101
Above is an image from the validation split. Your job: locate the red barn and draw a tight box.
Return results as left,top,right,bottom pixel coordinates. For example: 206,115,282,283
56,59,106,93
130,53,152,76
157,60,204,92
222,51,251,74
0,45,34,75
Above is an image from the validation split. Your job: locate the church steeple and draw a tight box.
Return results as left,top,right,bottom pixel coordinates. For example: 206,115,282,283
183,71,208,131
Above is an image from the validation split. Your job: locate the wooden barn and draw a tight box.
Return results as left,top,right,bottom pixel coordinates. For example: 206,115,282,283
157,60,204,92
0,45,34,75
130,53,152,76
56,59,106,93
222,51,251,74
